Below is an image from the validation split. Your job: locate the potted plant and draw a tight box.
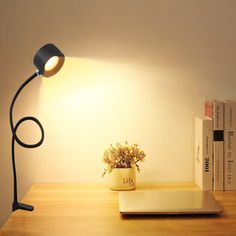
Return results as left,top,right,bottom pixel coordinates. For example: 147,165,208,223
102,141,145,190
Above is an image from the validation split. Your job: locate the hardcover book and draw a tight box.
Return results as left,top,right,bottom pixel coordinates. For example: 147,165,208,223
195,117,213,190
224,101,236,190
205,100,224,191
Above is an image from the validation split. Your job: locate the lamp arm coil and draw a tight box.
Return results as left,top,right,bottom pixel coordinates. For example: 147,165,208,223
9,72,44,211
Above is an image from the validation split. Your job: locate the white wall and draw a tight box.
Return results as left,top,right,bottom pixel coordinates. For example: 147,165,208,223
1,0,236,226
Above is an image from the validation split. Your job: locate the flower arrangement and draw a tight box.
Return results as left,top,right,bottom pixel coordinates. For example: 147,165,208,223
102,141,145,177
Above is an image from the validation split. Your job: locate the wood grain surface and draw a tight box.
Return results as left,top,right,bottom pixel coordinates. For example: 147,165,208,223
0,183,236,236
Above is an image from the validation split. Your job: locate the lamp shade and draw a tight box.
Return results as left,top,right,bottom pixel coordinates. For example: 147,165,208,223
33,43,65,77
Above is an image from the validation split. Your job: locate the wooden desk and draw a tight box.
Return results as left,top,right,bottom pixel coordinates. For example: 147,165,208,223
0,183,236,236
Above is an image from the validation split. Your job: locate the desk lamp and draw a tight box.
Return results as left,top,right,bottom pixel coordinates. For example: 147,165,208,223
10,43,65,211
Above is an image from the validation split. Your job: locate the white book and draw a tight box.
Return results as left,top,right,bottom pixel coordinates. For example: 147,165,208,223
224,101,236,190
213,101,224,190
195,117,213,190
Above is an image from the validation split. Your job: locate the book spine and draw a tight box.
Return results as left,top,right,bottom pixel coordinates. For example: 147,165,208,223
194,117,213,190
213,101,224,190
203,119,213,190
224,101,236,190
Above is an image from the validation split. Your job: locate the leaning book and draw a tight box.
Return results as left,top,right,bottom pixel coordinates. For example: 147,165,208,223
224,101,236,190
194,117,213,190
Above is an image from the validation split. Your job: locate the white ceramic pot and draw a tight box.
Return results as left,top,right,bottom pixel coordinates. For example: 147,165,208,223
109,167,136,190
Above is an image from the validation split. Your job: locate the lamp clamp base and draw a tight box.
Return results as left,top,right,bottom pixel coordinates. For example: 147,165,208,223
12,202,34,211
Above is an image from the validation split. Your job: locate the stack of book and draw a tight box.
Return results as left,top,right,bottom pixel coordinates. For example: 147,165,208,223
195,100,236,191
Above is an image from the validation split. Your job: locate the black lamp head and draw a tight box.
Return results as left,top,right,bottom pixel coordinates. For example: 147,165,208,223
33,43,65,78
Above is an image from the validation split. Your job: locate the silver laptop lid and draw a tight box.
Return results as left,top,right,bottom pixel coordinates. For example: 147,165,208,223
119,190,223,215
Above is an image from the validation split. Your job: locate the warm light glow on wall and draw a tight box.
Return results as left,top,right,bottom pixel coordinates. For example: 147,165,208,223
37,57,196,183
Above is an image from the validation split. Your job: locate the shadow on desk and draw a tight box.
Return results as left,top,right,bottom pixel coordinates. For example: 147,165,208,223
120,213,223,220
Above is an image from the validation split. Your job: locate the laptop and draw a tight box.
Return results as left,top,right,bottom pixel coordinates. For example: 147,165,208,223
119,190,223,215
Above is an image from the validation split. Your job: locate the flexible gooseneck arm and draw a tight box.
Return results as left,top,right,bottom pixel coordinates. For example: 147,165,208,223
10,72,44,211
